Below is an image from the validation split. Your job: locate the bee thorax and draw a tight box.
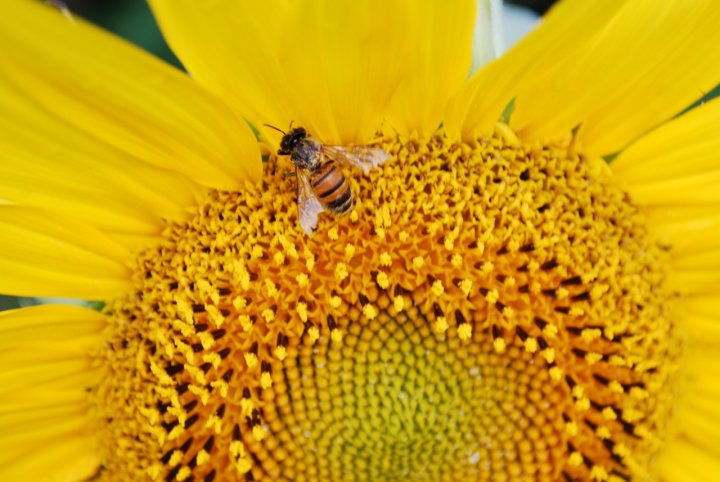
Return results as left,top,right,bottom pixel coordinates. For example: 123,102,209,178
292,139,324,170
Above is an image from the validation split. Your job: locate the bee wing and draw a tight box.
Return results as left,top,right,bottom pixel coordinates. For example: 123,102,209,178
322,145,390,174
296,169,325,235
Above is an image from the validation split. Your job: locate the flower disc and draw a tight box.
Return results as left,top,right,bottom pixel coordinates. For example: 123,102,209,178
93,127,679,481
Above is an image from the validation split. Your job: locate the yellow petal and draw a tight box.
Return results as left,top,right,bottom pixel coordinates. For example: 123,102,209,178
0,405,91,443
0,432,99,482
0,357,94,394
0,77,202,250
613,99,720,264
613,98,720,199
449,0,720,157
681,372,720,407
385,0,476,134
669,268,720,296
657,438,720,482
683,410,720,458
149,0,450,143
684,295,720,319
0,206,132,299
0,305,103,482
0,302,104,341
663,341,720,479
668,247,720,295
511,0,720,155
643,205,720,256
685,313,720,348
1,0,260,191
446,0,629,136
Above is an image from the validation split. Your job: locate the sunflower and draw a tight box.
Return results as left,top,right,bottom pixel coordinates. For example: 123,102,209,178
1,0,719,480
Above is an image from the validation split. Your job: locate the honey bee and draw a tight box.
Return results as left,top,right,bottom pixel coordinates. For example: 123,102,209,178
268,125,390,235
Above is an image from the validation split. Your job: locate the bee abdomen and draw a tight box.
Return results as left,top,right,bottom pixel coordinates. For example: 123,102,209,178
325,187,353,214
312,162,354,215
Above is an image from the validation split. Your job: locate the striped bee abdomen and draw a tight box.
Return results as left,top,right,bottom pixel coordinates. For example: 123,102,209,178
311,161,353,215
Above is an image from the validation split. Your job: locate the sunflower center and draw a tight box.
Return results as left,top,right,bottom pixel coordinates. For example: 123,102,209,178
265,305,567,481
92,125,679,481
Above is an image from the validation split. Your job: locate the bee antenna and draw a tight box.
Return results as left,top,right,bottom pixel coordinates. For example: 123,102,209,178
264,123,286,135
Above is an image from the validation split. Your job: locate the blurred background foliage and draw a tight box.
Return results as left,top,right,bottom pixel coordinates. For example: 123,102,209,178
63,0,181,67
1,0,716,311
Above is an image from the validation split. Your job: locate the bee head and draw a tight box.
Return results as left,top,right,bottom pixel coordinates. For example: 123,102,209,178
278,127,307,155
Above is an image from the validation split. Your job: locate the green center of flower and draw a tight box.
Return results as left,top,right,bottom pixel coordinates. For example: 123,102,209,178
92,125,679,482
262,306,566,481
